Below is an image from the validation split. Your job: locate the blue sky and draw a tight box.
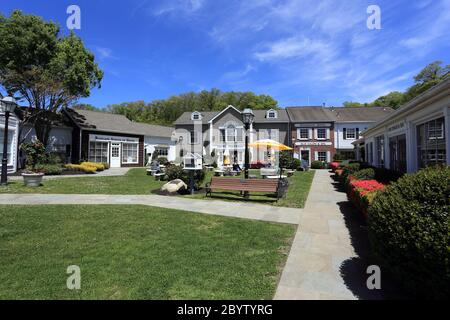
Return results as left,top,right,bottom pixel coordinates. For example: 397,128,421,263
1,0,449,108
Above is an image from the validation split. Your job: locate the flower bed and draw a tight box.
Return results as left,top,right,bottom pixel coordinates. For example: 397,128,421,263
329,162,340,172
347,179,385,219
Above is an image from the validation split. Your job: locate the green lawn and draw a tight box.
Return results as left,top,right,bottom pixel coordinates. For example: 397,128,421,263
2,168,163,195
0,205,295,299
2,168,315,208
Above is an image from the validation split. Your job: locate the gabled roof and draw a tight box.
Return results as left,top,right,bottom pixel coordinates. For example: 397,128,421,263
174,107,289,125
286,106,336,122
64,108,174,138
286,106,394,122
208,105,242,123
329,107,394,122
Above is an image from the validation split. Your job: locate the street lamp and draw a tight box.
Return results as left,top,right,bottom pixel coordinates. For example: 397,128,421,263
242,108,254,198
0,96,17,186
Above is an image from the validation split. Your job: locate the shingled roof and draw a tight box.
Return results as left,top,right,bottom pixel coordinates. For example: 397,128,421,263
64,108,174,138
286,106,394,122
174,108,289,125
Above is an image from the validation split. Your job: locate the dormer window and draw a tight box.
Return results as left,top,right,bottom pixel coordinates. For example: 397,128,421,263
191,111,202,121
267,109,278,119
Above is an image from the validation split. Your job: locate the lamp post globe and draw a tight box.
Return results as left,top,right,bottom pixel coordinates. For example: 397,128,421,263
1,96,18,186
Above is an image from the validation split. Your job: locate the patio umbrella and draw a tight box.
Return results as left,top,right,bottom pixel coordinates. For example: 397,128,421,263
249,139,293,151
249,139,293,179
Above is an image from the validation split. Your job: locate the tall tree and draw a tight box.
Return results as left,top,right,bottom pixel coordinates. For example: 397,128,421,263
0,10,103,147
405,61,449,100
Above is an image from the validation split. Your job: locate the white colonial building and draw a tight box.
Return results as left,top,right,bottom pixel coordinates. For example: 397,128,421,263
0,110,19,174
358,78,450,173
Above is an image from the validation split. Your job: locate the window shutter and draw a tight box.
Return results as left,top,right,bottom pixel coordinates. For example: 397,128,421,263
308,129,312,139
327,151,331,163
326,129,330,140
314,151,318,161
356,128,360,139
297,129,301,140
343,128,347,140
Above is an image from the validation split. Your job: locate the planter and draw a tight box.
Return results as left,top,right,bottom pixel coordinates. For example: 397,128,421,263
22,172,44,187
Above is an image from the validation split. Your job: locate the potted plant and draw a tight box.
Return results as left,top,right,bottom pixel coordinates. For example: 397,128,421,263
21,140,46,187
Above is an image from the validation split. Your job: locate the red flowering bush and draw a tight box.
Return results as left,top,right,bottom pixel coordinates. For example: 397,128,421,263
347,179,385,219
329,162,340,172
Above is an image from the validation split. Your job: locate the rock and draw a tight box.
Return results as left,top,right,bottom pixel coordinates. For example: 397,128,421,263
161,179,187,193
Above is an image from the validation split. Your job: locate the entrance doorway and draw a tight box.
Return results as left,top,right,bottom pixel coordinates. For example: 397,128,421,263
110,143,121,168
300,149,310,166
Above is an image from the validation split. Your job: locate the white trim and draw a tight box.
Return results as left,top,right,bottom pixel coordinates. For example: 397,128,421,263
191,111,202,121
266,109,278,119
445,107,450,166
208,105,242,123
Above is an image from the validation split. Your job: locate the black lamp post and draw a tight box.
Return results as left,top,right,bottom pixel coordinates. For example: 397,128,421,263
242,108,254,198
1,96,18,186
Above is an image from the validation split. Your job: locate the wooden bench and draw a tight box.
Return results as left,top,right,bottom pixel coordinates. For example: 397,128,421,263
205,177,282,200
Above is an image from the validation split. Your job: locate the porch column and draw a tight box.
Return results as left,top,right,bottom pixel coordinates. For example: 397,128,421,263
406,121,416,173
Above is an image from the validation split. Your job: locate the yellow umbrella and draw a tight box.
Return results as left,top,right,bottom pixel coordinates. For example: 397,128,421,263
249,139,293,151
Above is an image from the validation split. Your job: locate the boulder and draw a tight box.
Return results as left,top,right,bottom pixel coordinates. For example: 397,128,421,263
161,179,187,193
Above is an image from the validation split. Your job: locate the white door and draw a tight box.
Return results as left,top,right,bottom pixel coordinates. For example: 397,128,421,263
110,143,121,168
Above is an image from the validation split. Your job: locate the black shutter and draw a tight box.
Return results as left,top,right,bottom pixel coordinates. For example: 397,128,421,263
356,128,360,139
343,128,347,140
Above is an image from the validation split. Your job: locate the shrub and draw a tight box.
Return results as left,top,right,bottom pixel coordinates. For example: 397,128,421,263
157,157,168,164
293,158,302,170
34,164,63,175
374,167,403,183
311,161,326,169
340,163,361,181
279,151,298,169
347,179,385,220
81,162,105,171
102,162,110,170
21,141,46,172
45,153,63,165
349,168,376,182
165,165,206,190
329,162,340,172
65,164,97,174
368,166,450,298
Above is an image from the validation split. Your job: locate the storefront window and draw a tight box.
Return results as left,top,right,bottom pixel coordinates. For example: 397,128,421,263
417,117,446,168
389,135,407,173
0,129,13,165
375,136,384,167
122,143,138,163
88,141,109,163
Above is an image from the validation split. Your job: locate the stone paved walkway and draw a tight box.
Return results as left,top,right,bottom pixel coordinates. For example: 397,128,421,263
0,193,303,225
274,170,380,300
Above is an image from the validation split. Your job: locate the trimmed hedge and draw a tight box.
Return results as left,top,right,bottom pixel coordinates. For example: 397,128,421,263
165,165,206,190
311,161,327,169
34,164,63,175
349,168,375,182
368,166,450,298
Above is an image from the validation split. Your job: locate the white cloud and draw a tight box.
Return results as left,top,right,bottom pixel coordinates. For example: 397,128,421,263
153,0,205,16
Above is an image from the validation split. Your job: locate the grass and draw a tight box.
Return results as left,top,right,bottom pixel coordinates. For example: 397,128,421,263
0,205,295,299
1,168,315,208
1,168,163,194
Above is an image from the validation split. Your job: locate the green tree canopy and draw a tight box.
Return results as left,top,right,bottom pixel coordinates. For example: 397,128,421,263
343,61,449,110
0,10,103,146
105,89,279,126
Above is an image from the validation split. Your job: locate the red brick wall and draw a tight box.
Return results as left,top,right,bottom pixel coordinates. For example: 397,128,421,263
291,123,336,162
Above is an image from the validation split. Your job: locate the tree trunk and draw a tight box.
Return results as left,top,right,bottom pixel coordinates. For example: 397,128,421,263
34,119,52,149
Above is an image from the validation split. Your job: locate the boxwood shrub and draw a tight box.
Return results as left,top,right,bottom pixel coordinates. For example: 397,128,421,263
349,168,375,182
311,161,327,169
368,166,450,298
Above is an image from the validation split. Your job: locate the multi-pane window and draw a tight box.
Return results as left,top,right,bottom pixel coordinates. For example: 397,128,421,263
0,129,13,165
317,151,327,162
88,141,109,163
267,111,277,119
236,128,243,142
345,128,356,139
417,117,446,168
155,148,168,156
226,125,236,142
375,136,384,167
298,128,310,140
122,143,138,163
316,128,327,140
